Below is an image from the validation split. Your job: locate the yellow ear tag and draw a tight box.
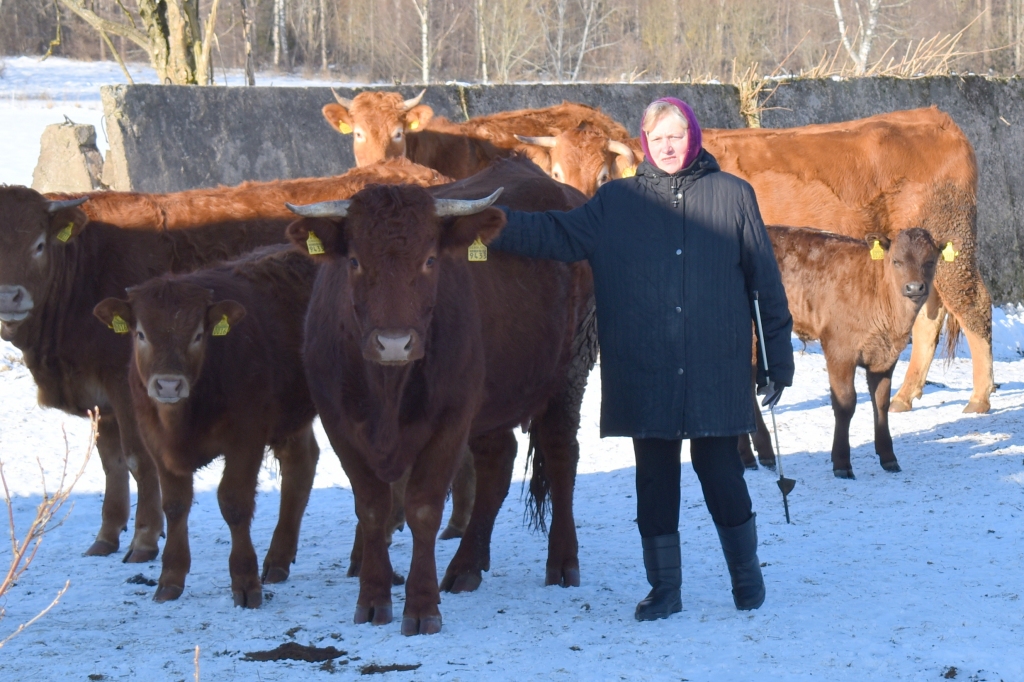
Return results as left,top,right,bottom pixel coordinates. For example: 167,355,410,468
56,222,74,242
409,121,420,130
468,238,488,262
306,231,325,255
942,241,959,262
110,315,129,334
870,240,885,260
338,121,353,134
212,315,230,337
621,165,636,178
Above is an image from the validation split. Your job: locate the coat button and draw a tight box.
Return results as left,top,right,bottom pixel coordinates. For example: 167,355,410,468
675,306,681,313
675,249,682,255
677,368,684,375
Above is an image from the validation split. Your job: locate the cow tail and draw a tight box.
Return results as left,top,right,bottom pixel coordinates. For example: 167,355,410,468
943,310,962,362
523,426,551,534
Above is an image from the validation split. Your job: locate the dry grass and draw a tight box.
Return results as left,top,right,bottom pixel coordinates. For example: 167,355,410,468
0,409,97,648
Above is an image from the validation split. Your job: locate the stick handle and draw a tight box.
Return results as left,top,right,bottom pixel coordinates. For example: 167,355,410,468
752,291,770,378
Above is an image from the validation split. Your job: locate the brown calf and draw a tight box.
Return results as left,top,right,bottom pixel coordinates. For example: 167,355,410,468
0,163,451,562
286,156,593,635
764,225,940,478
94,246,319,607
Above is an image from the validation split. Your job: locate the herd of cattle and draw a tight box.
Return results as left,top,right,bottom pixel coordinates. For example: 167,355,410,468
0,90,994,635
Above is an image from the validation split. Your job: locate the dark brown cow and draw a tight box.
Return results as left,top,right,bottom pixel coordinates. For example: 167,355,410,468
322,91,631,181
0,162,451,562
286,156,593,635
757,225,940,478
94,246,319,607
528,108,991,413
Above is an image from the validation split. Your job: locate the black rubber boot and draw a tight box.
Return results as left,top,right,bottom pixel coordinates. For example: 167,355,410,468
715,513,765,610
635,532,682,621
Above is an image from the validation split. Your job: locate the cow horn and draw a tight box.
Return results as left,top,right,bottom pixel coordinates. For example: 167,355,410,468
331,88,354,109
514,134,557,148
434,188,504,217
403,88,427,110
285,200,351,218
607,140,635,166
46,197,88,213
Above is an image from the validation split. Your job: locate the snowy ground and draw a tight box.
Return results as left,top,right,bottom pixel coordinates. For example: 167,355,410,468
1,57,1023,681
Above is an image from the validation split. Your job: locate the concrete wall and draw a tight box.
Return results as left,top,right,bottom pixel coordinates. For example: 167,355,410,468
759,76,1024,304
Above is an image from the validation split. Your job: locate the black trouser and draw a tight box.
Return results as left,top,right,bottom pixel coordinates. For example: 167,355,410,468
634,436,752,537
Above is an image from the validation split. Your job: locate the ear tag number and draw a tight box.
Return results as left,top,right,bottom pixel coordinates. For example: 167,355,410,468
942,241,959,262
306,231,325,255
212,315,231,337
56,222,74,242
338,122,353,134
870,240,885,260
110,315,129,334
409,121,420,130
468,238,488,262
621,165,636,178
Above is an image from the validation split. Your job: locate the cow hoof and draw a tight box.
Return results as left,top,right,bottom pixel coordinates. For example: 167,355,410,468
441,571,482,593
546,566,580,588
262,566,290,584
743,461,758,471
881,461,902,473
758,457,777,470
84,540,119,557
153,584,183,603
402,615,442,636
888,399,912,413
438,525,464,540
123,547,158,564
347,562,361,578
354,602,393,626
391,571,406,586
833,469,855,480
963,400,990,414
233,588,263,609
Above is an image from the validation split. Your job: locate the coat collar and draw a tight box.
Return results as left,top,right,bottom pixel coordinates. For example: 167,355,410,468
636,149,720,186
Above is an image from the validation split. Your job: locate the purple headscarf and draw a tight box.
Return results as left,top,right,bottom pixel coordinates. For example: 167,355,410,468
639,97,703,172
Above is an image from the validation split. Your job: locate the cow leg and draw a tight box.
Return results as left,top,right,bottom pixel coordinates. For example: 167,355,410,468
262,423,320,584
109,394,163,563
890,292,944,412
750,391,776,468
866,366,900,473
84,415,130,557
439,444,475,540
440,429,517,594
826,354,858,479
153,462,193,603
737,433,757,470
348,469,407,586
217,445,264,608
962,323,994,413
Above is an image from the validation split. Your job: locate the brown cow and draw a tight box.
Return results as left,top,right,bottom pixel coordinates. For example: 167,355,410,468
763,225,940,478
94,246,319,607
526,108,992,413
514,126,637,196
286,156,593,635
322,90,631,181
0,162,451,562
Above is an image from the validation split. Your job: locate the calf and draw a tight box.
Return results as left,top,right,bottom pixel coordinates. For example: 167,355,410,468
766,226,941,478
94,247,319,607
286,157,593,635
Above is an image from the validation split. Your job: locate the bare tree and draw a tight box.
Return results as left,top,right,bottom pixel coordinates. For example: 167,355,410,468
410,0,430,83
238,0,256,84
477,0,488,83
273,0,289,67
832,0,909,75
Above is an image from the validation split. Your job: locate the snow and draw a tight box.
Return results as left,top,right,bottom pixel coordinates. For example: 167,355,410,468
1,57,1022,681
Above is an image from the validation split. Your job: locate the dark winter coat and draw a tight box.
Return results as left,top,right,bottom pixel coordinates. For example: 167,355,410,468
489,150,794,439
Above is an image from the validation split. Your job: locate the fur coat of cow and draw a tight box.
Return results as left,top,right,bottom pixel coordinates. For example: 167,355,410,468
490,150,794,440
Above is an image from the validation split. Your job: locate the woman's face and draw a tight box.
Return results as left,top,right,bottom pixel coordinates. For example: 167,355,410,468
646,115,689,175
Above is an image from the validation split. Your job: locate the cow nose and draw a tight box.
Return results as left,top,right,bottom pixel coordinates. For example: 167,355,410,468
148,375,190,403
0,285,33,321
368,329,422,364
903,281,927,298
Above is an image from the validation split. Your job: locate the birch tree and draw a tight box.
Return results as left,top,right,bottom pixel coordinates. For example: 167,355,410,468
410,0,430,83
832,0,909,75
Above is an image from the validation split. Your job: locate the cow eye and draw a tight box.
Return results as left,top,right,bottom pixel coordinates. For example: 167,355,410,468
354,130,365,141
392,129,404,142
193,331,203,344
597,170,610,185
892,259,903,267
424,256,436,268
32,235,45,258
136,330,146,342
349,257,360,270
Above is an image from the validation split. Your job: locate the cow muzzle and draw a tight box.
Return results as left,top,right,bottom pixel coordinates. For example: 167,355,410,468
0,285,33,323
903,281,928,302
147,374,191,404
365,329,423,365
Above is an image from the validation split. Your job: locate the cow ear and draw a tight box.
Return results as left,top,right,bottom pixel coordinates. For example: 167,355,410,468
439,207,507,253
865,233,891,250
518,145,553,173
404,105,434,132
287,218,347,260
322,104,355,135
207,300,246,336
93,298,134,334
49,207,89,244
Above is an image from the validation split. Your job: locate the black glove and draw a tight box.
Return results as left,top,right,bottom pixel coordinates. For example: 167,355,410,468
757,380,784,409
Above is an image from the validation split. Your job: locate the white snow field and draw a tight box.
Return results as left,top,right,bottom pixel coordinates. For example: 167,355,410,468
0,57,1022,681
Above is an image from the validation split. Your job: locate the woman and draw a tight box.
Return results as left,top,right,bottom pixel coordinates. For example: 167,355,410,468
488,97,794,620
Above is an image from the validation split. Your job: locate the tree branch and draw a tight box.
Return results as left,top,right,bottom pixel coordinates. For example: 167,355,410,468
56,0,152,53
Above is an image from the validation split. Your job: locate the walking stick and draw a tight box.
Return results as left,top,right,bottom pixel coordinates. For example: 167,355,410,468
753,291,796,524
